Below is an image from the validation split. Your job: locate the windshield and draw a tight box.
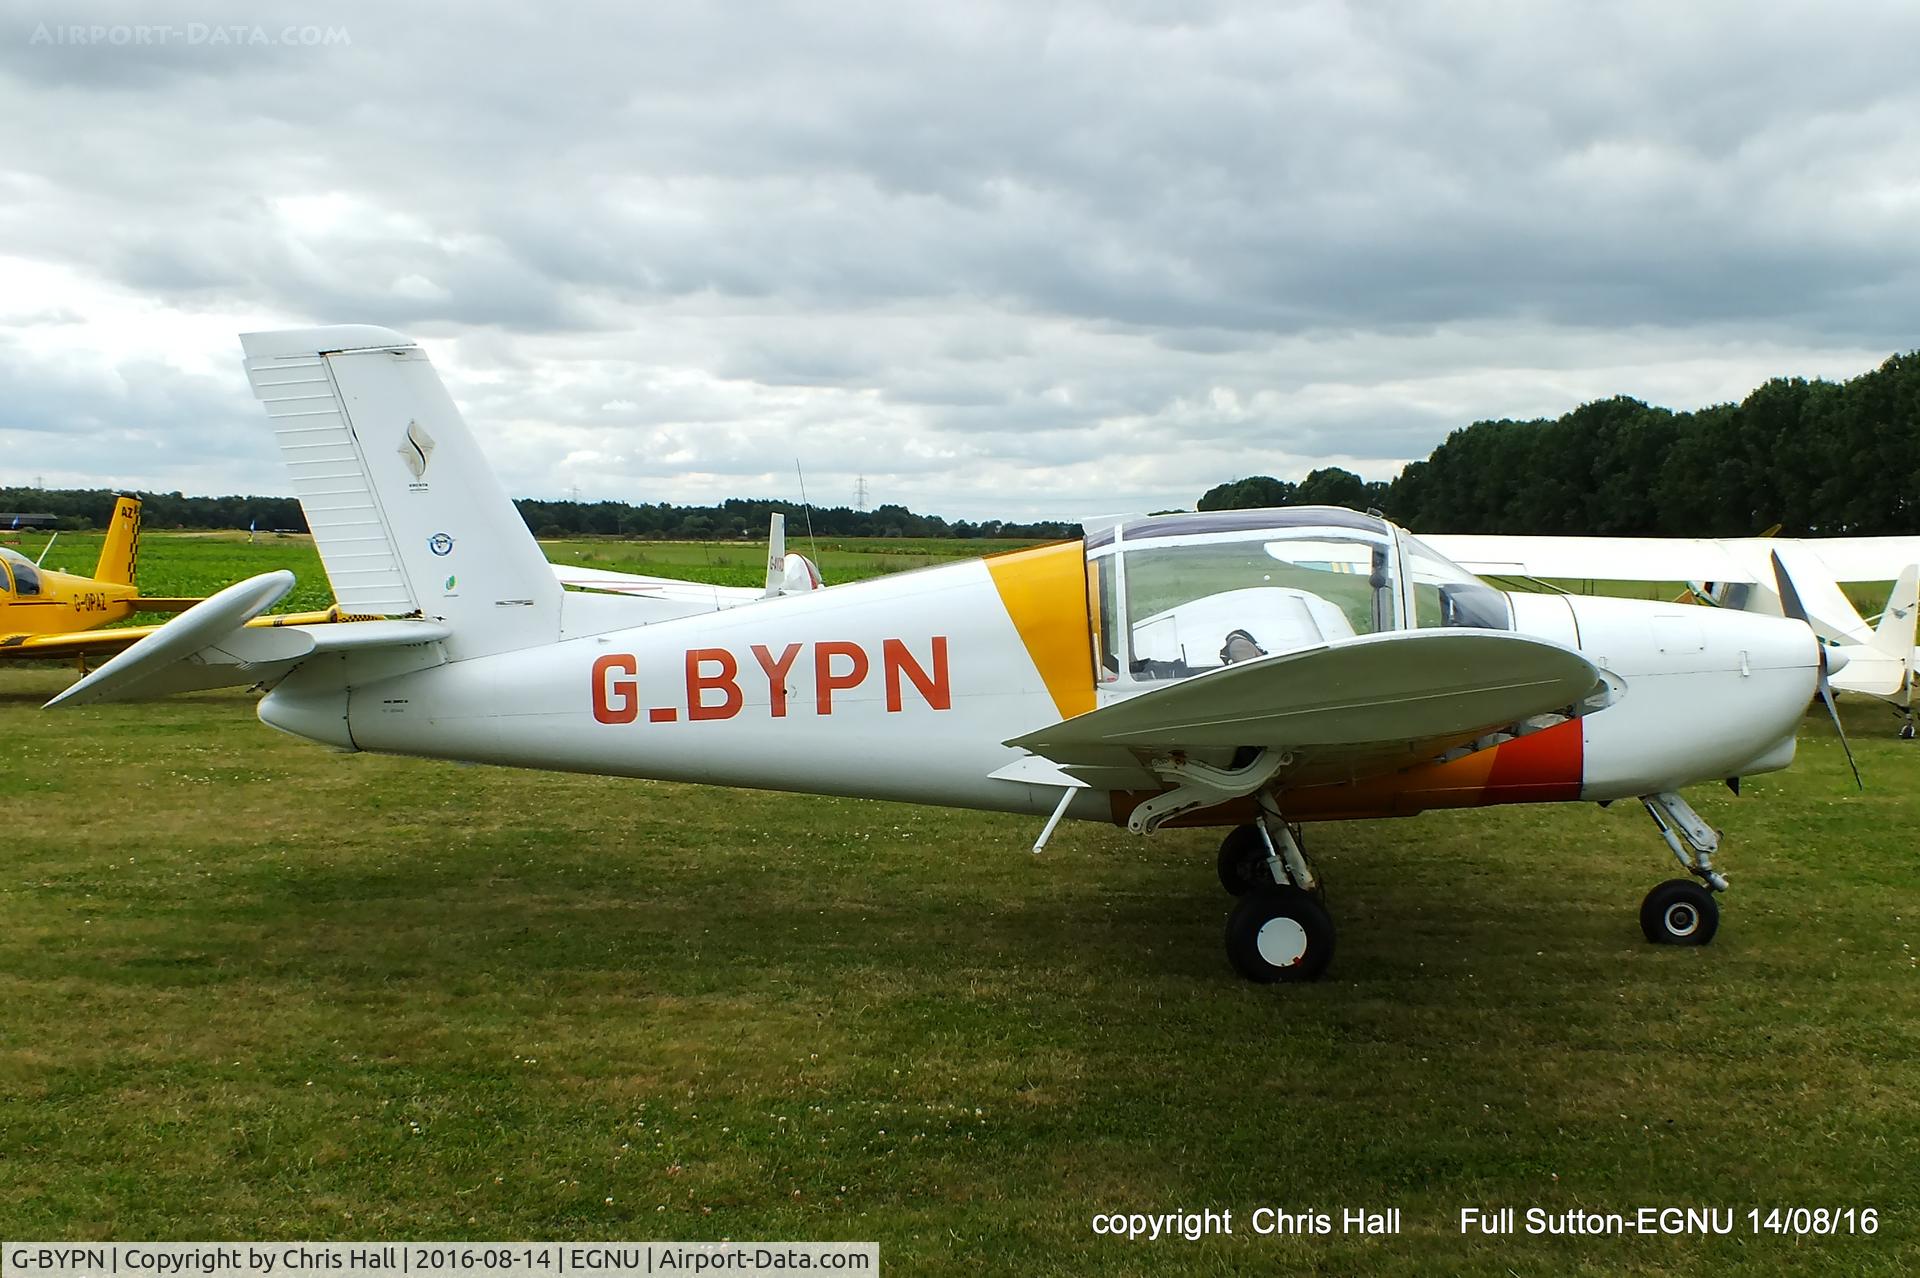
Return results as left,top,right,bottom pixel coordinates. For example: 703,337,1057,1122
0,550,41,597
1102,519,1399,681
1400,533,1512,631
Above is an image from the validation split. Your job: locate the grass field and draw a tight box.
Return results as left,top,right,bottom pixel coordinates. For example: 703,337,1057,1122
3,532,1919,1273
7,530,1028,620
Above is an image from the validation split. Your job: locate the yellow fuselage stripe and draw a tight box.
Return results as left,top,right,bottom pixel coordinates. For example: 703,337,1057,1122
985,540,1096,720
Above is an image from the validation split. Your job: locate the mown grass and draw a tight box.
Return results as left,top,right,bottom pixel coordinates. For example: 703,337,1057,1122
2,532,1917,1273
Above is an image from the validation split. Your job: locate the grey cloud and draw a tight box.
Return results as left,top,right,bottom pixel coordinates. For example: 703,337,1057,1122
3,0,1918,518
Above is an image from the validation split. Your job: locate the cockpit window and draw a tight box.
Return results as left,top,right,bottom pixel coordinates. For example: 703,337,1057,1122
1084,509,1516,688
0,560,11,593
5,558,40,597
1097,517,1401,682
1400,534,1512,631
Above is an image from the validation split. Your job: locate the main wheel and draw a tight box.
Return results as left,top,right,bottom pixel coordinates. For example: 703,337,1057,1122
1225,888,1336,982
1217,824,1273,895
1639,879,1720,945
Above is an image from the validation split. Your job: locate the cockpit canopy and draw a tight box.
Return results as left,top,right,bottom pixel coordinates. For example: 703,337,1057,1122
0,546,42,596
1085,507,1509,683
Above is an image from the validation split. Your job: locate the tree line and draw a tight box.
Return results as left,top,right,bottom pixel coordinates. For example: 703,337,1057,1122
0,487,1076,542
13,349,1918,540
1201,351,1920,535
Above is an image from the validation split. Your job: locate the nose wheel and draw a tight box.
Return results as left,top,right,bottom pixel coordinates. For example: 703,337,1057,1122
1640,879,1720,945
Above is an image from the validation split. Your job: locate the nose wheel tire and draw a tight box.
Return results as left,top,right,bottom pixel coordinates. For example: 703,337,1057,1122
1639,879,1720,946
1226,887,1336,982
1217,824,1271,894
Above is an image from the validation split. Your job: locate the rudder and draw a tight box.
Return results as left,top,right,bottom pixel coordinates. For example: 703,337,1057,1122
1871,565,1918,657
93,495,140,586
240,325,561,660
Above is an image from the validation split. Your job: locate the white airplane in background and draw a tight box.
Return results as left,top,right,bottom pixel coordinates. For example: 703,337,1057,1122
549,512,824,620
1426,534,1920,740
48,327,1839,983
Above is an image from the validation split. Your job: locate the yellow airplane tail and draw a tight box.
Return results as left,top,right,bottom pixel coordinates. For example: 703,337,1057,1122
93,495,141,586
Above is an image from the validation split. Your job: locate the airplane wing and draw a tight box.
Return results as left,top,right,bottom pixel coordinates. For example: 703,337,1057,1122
1425,532,1920,586
0,609,374,663
551,563,768,615
1767,535,1920,583
1005,629,1600,791
127,596,206,612
1421,534,1756,583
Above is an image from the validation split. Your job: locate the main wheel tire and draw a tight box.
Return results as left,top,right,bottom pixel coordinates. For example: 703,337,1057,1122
1225,887,1336,983
1639,879,1720,945
1217,824,1272,895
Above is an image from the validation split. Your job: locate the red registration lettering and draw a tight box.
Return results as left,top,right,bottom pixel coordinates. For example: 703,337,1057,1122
751,643,803,717
882,637,951,711
591,653,639,724
814,641,870,714
686,647,744,720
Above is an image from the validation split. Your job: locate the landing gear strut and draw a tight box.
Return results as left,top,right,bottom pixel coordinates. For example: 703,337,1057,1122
1216,819,1320,898
1220,800,1335,981
1639,791,1726,946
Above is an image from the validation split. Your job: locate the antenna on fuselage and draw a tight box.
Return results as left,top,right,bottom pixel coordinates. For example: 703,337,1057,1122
793,459,820,564
35,532,57,566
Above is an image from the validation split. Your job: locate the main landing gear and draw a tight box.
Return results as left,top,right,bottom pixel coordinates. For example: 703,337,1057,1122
1638,791,1724,946
1218,804,1335,982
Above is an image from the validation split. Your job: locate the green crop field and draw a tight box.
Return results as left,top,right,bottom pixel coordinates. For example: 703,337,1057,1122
3,531,1918,1274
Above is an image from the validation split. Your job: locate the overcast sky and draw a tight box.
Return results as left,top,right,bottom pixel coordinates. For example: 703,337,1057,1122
3,1,1916,521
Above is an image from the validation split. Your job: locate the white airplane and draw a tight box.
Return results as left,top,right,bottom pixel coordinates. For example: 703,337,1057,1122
1426,534,1920,739
550,512,824,621
48,326,1837,983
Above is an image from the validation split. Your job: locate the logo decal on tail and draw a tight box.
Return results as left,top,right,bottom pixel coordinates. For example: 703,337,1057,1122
429,533,454,556
398,419,435,482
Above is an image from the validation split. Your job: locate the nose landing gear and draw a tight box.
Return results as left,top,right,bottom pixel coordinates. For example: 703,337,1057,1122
1639,791,1726,945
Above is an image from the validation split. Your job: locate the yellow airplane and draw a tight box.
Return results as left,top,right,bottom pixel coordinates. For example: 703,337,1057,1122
1,495,354,661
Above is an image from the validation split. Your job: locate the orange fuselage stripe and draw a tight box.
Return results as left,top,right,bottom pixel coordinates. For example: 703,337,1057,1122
1112,718,1586,826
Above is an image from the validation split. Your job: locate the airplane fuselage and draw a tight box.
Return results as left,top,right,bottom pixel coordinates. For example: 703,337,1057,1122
258,541,1819,829
0,562,142,640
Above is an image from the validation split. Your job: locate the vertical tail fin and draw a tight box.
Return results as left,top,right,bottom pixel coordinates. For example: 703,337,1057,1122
93,495,140,586
239,326,560,660
1871,565,1918,657
761,513,788,598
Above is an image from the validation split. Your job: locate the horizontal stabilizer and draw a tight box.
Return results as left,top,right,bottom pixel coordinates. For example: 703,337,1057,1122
45,571,449,707
47,571,295,707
